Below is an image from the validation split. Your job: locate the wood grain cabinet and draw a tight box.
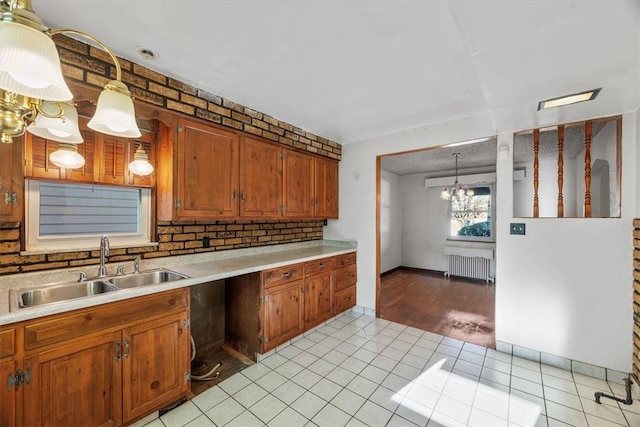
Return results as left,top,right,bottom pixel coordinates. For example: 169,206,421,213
334,252,357,313
0,138,23,222
304,258,335,329
2,289,190,427
313,156,339,219
0,327,17,427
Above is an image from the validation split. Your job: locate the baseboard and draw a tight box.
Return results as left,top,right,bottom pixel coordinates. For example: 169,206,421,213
380,266,445,277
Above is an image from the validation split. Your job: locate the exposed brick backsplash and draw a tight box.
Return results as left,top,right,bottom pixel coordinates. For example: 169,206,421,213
633,219,640,382
0,220,323,276
52,34,341,161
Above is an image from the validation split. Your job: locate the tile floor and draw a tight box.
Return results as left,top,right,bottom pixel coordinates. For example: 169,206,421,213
139,311,639,427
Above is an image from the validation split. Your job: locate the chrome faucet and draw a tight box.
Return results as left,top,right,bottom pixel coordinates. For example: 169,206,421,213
98,234,110,277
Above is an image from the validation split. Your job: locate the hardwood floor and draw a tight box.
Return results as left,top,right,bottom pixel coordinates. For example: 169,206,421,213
379,268,496,348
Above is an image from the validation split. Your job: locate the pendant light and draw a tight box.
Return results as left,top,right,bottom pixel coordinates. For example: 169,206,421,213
49,143,85,169
440,153,474,201
128,144,154,176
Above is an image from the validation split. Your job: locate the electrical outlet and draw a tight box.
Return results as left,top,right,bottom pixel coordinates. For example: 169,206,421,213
510,223,526,235
202,236,211,248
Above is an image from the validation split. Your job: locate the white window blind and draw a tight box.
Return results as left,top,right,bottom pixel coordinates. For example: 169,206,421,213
26,180,152,252
39,182,140,236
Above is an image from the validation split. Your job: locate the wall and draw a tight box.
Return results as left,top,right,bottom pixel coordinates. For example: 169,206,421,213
0,35,338,276
326,111,636,372
380,170,402,273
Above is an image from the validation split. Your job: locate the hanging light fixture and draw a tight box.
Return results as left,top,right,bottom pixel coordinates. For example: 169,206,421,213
440,153,474,201
0,0,141,146
27,101,83,143
49,142,85,169
128,144,154,176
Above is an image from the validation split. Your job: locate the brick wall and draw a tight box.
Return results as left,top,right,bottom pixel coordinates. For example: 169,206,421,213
633,219,640,381
0,35,336,276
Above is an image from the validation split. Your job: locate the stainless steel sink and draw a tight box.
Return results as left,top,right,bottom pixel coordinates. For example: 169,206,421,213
11,280,118,309
9,269,188,311
106,269,187,289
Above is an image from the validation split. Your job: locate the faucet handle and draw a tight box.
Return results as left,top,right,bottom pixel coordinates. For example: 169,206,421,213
78,272,87,282
134,256,140,274
116,265,125,276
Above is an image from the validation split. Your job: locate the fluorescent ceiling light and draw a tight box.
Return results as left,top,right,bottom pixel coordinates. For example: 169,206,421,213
445,137,490,148
538,88,601,110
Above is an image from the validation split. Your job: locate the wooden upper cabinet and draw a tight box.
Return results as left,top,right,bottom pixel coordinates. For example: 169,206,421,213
282,148,314,218
239,136,282,218
24,116,156,187
0,138,23,222
176,117,239,219
314,157,339,219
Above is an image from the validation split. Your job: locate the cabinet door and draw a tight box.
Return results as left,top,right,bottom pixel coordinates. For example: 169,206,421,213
282,149,313,218
122,312,189,423
177,118,239,218
239,136,282,218
23,331,122,427
0,359,17,427
314,157,339,219
0,139,22,221
263,280,305,352
304,270,334,329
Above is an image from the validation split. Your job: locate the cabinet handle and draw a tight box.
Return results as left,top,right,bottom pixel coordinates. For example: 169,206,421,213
282,272,290,278
124,338,130,359
114,341,121,361
318,263,324,268
240,191,246,202
344,296,351,301
233,190,238,201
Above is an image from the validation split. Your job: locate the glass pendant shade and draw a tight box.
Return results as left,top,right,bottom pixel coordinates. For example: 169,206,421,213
88,81,141,138
0,21,73,101
128,145,154,176
27,101,83,143
49,143,85,169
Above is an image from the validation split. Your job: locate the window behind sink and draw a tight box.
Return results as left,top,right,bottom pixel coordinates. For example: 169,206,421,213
25,180,152,252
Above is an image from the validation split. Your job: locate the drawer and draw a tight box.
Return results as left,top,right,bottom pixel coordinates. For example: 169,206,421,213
334,252,356,268
24,288,189,351
335,264,357,291
262,264,304,287
335,286,356,314
0,328,15,358
305,257,335,277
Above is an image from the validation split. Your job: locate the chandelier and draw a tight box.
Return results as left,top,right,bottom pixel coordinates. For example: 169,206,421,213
0,0,153,175
440,153,474,201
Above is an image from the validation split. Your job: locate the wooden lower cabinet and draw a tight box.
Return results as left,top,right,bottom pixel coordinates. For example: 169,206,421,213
262,279,305,353
5,288,190,427
0,358,17,427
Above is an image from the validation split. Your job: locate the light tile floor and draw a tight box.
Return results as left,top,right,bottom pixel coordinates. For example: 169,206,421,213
140,311,639,427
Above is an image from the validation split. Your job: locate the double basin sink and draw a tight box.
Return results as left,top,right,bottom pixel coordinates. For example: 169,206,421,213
9,269,188,311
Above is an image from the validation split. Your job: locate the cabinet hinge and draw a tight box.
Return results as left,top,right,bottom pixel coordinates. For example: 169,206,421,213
4,191,17,206
280,152,285,159
279,205,285,213
184,371,191,383
184,318,191,329
176,125,183,133
175,200,182,209
259,336,269,344
7,368,31,391
262,295,268,303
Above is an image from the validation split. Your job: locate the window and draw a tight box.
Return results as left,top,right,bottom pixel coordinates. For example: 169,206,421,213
26,180,152,252
448,185,494,241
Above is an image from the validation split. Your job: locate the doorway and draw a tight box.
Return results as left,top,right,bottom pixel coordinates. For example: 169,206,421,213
376,138,497,348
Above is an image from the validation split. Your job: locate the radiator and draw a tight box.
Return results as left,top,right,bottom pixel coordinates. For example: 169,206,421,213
444,255,493,283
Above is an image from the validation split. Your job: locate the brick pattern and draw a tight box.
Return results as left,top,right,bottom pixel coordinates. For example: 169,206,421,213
633,219,640,382
0,220,323,275
52,34,342,161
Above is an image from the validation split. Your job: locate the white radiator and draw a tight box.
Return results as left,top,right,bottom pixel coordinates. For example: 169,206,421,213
445,255,492,283
443,246,495,283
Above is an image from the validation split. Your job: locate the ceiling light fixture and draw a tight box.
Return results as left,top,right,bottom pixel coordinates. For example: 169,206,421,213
537,88,601,110
0,0,141,147
128,144,154,176
440,153,474,202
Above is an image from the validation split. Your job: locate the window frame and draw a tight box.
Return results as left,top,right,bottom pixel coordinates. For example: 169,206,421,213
25,180,153,253
446,183,495,243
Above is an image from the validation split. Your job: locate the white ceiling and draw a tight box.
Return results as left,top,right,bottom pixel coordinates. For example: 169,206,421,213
32,0,638,173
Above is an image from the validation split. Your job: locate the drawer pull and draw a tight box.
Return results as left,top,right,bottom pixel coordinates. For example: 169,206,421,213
319,263,324,268
344,296,351,301
282,272,290,278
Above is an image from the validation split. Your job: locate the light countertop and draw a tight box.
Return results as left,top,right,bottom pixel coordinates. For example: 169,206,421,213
0,239,357,326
